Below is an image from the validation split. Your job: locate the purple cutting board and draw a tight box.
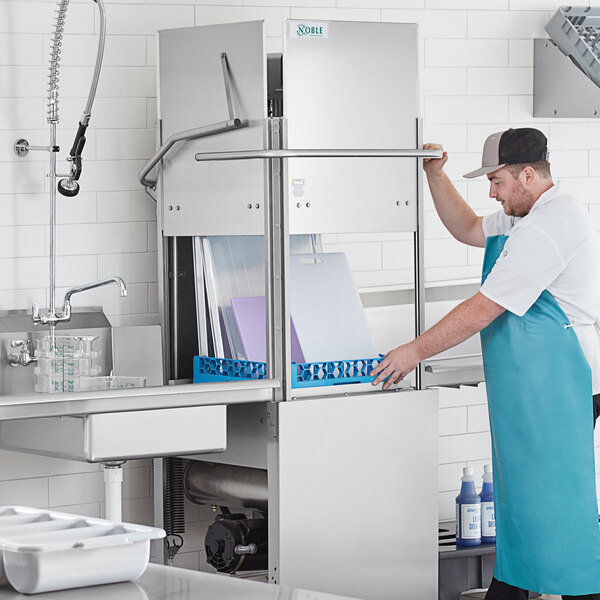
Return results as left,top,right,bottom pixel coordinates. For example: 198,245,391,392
231,296,305,363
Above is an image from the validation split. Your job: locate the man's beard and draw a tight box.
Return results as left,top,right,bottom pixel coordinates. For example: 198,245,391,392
503,180,535,217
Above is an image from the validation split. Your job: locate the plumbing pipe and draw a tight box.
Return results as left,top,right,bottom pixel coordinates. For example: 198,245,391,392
183,461,268,512
104,464,124,523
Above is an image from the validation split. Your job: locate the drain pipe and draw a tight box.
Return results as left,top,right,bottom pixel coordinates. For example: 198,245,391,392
104,462,125,522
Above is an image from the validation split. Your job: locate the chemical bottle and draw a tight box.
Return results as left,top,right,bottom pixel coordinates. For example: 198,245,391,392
479,464,495,543
455,466,481,546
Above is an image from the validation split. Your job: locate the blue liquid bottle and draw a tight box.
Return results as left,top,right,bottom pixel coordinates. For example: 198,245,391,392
480,464,495,543
456,466,481,546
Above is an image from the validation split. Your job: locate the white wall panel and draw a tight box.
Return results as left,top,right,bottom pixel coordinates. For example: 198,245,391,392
425,95,509,124
55,223,147,255
468,404,490,433
56,193,97,225
340,0,423,7
422,67,467,96
439,463,464,492
439,407,467,436
423,124,468,152
549,150,589,178
96,129,156,161
425,39,508,67
55,255,98,287
97,191,156,223
0,34,42,66
468,10,551,38
426,0,507,8
0,288,46,310
195,6,290,35
0,451,98,480
0,478,49,507
550,123,600,150
382,240,415,270
98,252,158,283
439,432,492,464
0,258,49,290
0,98,45,129
0,226,46,258
0,66,46,98
290,7,379,22
508,0,569,9
425,238,468,268
104,5,193,36
467,67,532,96
382,9,467,38
0,162,46,194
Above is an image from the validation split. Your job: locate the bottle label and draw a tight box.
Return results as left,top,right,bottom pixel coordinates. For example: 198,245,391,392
482,501,495,537
460,504,481,539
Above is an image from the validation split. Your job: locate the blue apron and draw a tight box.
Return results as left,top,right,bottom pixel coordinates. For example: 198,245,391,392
480,235,600,595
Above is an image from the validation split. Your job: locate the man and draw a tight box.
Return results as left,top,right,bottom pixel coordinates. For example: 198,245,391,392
371,128,600,599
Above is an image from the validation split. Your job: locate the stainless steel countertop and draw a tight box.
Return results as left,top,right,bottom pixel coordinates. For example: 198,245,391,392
0,564,360,600
0,381,280,421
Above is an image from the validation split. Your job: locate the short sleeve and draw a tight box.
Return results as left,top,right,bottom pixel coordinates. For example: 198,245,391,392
479,225,566,316
482,210,518,237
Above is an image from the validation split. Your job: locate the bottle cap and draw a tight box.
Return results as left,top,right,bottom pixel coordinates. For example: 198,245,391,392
463,467,474,476
484,464,492,473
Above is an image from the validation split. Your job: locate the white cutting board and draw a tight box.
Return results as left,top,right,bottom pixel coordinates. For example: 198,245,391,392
289,253,377,362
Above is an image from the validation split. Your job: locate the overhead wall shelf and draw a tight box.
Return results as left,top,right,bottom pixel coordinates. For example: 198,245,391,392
535,6,600,117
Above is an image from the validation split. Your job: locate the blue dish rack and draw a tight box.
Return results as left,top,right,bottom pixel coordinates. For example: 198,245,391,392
193,356,383,388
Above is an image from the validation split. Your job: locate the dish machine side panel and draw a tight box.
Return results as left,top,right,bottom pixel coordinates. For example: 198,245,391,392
158,22,267,237
284,20,420,235
275,389,438,600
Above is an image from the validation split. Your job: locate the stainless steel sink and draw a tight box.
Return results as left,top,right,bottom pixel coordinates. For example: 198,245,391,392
0,310,280,462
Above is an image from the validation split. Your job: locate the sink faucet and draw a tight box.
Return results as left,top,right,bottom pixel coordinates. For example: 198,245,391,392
61,277,127,321
32,276,127,325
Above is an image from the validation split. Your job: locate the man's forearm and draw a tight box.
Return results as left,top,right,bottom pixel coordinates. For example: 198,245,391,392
427,171,483,247
371,292,504,389
413,292,505,362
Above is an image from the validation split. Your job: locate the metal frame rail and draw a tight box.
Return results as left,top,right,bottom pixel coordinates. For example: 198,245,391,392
139,52,247,195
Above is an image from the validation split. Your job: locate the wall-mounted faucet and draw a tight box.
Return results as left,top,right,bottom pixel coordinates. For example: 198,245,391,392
7,339,36,368
32,277,127,326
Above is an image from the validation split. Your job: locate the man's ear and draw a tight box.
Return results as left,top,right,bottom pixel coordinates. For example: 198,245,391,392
521,165,535,186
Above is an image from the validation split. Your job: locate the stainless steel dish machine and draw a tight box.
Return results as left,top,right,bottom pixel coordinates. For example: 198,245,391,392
148,20,440,600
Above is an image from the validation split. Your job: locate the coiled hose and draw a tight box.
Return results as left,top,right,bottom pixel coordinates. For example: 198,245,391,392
47,0,69,124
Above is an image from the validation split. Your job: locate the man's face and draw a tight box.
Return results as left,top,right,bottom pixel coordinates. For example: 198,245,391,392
487,167,534,217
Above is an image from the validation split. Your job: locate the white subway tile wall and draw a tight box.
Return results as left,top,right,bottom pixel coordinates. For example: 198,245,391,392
2,1,600,549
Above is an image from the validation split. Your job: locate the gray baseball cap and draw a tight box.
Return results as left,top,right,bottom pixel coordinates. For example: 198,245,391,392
463,128,549,179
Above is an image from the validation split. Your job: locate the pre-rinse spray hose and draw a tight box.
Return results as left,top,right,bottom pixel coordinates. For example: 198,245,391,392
56,0,106,197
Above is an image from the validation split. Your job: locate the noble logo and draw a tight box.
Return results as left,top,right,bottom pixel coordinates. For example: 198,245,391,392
290,22,329,39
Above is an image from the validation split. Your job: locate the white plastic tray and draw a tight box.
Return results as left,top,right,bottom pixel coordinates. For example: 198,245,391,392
0,507,165,594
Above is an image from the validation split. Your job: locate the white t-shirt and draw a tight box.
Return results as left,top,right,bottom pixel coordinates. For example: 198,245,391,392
480,182,600,394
